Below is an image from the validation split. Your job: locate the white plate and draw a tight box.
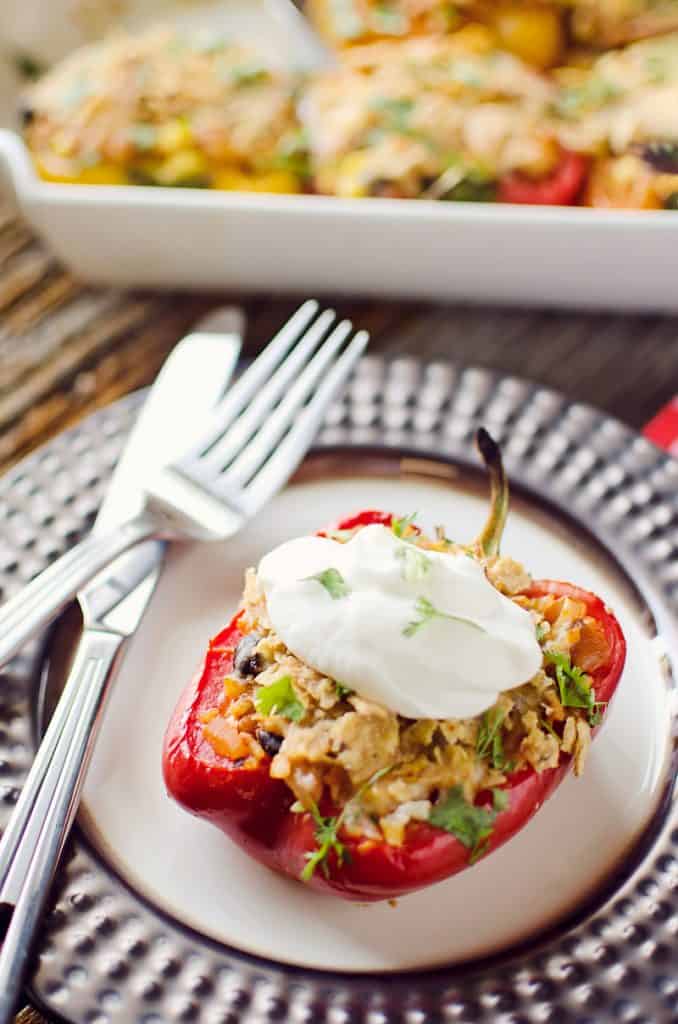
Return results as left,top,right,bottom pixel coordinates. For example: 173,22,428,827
1,0,677,311
80,468,672,973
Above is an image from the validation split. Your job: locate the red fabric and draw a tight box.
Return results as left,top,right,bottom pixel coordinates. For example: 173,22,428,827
644,398,678,456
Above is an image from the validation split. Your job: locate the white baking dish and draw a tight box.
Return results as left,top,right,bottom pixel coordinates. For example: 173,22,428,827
1,0,676,311
2,129,677,310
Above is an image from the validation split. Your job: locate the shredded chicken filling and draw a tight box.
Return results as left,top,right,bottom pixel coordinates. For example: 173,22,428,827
201,522,609,846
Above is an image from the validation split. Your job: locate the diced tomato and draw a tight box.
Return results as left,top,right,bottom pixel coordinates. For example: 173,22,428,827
498,149,589,206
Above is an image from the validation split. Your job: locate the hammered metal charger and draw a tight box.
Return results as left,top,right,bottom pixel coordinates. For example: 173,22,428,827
0,356,676,1024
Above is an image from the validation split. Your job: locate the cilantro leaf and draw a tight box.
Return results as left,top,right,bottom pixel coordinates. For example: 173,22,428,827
301,801,348,881
395,544,431,583
301,767,391,881
370,96,415,133
391,511,418,539
372,1,408,33
404,596,485,638
230,63,270,86
305,567,350,599
130,123,158,150
545,651,594,711
536,620,550,643
540,715,559,740
476,706,508,770
589,701,608,727
429,786,495,855
492,787,508,812
469,836,491,864
255,675,304,721
334,681,353,700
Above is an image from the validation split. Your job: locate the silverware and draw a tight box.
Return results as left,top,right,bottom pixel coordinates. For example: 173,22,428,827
0,310,244,1023
0,300,369,666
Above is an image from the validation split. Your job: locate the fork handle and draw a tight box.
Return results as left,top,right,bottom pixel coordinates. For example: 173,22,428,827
0,514,154,668
0,628,125,1024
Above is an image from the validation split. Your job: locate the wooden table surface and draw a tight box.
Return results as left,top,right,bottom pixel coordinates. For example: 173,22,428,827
1,202,677,475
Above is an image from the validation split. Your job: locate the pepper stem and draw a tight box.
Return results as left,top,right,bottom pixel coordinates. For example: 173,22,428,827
475,428,508,558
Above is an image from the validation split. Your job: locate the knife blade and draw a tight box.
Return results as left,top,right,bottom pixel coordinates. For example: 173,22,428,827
81,305,244,628
0,309,244,1024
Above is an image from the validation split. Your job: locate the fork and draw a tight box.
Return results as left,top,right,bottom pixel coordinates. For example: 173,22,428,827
0,301,369,667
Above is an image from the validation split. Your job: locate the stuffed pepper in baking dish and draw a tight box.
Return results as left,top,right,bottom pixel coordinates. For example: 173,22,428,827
301,31,587,203
307,0,678,59
163,430,626,901
21,26,309,191
568,0,678,47
552,32,678,208
306,0,566,69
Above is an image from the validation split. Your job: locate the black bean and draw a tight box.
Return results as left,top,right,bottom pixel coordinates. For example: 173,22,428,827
639,141,678,174
256,730,283,757
18,104,35,127
233,632,263,678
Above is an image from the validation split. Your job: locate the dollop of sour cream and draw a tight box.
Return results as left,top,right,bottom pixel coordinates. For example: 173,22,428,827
258,524,543,720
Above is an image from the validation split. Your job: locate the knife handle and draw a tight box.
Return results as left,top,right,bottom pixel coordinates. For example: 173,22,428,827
0,513,153,667
0,627,125,1024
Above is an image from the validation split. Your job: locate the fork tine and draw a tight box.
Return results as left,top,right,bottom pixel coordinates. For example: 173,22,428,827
215,319,355,493
242,329,369,515
179,299,319,463
197,307,336,473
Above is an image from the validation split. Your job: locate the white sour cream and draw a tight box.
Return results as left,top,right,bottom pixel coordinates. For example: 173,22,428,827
258,524,542,719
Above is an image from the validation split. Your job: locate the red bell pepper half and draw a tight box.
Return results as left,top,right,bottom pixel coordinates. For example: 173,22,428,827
163,431,626,901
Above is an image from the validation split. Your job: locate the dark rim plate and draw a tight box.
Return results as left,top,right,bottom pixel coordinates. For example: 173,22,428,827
1,356,676,1023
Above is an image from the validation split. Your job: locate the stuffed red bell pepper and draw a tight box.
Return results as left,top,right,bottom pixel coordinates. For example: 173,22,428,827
163,429,626,901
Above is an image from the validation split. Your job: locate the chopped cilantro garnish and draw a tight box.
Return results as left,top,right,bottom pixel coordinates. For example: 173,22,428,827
555,78,623,118
272,129,311,178
255,675,305,721
370,96,415,133
334,681,353,700
429,786,495,861
404,596,485,638
589,701,608,727
305,567,350,599
395,544,431,583
372,1,407,33
130,123,158,151
492,788,508,813
301,801,349,881
301,767,391,880
230,63,270,86
545,650,594,711
540,715,559,740
476,706,509,770
536,621,550,643
391,511,418,538
13,52,46,81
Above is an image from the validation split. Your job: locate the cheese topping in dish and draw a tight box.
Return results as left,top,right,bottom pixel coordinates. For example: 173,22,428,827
258,523,542,719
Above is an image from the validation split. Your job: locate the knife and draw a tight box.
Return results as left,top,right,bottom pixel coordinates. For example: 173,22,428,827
0,308,244,1024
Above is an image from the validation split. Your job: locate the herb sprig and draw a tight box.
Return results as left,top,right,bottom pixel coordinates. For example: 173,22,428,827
255,675,305,722
476,706,512,771
545,650,605,727
395,544,431,582
304,567,350,599
300,767,392,880
391,511,418,539
403,596,485,638
429,785,509,864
